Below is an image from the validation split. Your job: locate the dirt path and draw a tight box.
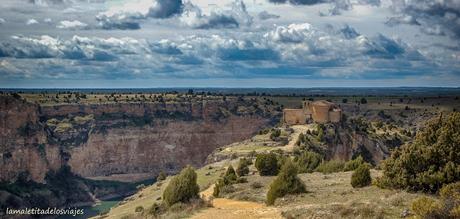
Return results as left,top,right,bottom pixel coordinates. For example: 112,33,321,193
283,124,312,152
191,185,283,219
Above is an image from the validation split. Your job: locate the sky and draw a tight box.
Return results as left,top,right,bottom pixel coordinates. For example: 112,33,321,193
0,0,459,88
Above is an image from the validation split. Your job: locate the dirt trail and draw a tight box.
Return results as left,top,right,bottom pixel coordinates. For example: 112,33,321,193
191,185,283,219
283,124,312,152
191,125,312,219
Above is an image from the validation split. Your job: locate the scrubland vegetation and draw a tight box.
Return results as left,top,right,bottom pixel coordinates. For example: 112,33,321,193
4,89,459,218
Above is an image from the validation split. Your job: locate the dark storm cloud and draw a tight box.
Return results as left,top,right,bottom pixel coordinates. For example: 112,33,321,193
96,0,183,30
148,0,183,18
180,0,252,29
389,0,460,39
267,0,324,5
258,11,280,20
268,0,380,16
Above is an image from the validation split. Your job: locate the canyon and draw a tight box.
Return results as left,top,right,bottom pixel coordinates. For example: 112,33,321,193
0,95,280,184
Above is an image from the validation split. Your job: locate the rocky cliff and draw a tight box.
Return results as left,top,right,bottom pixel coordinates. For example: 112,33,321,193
0,95,280,184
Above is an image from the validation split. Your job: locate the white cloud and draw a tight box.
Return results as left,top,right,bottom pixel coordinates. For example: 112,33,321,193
96,0,183,30
0,22,438,81
0,18,5,24
26,19,39,25
57,20,88,29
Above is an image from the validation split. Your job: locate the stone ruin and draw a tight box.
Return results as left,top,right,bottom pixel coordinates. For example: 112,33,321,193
283,100,341,125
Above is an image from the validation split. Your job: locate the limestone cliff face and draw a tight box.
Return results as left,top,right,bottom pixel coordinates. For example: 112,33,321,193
0,96,62,183
68,116,269,177
0,95,279,183
329,131,389,164
323,124,393,165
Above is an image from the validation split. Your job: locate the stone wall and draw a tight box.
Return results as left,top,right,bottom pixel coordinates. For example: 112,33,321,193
329,110,341,123
312,105,330,124
283,109,307,125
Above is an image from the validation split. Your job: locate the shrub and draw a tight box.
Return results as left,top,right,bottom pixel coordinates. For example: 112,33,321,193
294,151,322,173
214,165,238,197
315,160,344,174
270,129,281,141
266,160,306,205
351,164,372,188
236,158,250,177
378,113,460,193
213,179,223,197
411,197,444,218
223,165,237,185
251,182,263,189
135,206,144,213
162,166,200,207
147,202,166,216
255,153,279,176
440,182,460,218
157,171,167,181
440,182,460,205
213,178,236,198
343,156,365,172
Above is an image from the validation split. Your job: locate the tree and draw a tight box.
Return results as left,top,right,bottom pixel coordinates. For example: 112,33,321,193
294,151,322,173
360,98,368,104
223,165,237,185
343,156,365,171
214,165,238,197
157,171,167,181
378,112,460,193
236,158,250,177
255,153,279,176
266,160,306,205
162,166,199,207
351,164,372,188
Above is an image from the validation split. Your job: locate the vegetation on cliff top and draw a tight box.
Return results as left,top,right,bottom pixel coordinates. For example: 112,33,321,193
378,112,460,193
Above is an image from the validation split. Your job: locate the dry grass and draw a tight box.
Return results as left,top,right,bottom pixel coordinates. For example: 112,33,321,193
97,162,229,219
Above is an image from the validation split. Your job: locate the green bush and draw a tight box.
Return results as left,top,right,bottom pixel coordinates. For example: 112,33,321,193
135,206,144,213
213,165,238,197
250,182,263,189
343,156,365,172
236,158,250,177
157,171,167,181
411,197,444,218
440,182,460,204
223,165,237,185
213,179,223,197
213,178,236,198
294,151,322,173
255,153,279,176
351,164,372,188
266,160,306,205
378,113,460,193
440,182,460,218
270,129,281,141
315,160,345,174
162,166,200,207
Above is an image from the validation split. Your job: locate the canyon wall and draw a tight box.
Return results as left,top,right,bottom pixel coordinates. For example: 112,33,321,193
0,95,279,183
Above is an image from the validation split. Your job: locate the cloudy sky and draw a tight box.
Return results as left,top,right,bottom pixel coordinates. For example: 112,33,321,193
0,0,459,88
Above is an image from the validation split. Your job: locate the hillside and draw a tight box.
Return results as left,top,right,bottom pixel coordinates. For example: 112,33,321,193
99,124,430,219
